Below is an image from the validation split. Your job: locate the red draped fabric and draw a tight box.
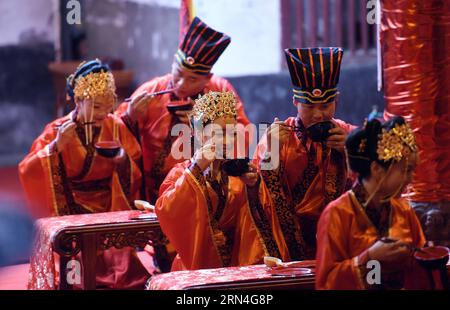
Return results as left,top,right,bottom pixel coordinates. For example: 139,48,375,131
381,0,450,202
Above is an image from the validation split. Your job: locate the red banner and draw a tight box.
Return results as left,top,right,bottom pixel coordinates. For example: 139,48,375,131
179,0,196,43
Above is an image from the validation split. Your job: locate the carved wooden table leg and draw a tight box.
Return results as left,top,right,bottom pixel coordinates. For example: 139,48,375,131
439,267,449,290
58,255,72,290
153,244,171,273
81,233,97,290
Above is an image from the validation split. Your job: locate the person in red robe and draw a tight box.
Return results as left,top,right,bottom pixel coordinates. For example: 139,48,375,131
316,116,428,290
116,17,251,204
155,91,274,271
19,60,149,289
254,48,356,260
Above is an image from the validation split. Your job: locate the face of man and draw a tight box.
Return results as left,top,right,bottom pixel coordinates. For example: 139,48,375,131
171,62,212,100
296,99,336,128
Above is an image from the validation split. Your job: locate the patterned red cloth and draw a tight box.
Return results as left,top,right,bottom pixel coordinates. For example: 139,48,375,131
28,210,150,290
147,262,315,290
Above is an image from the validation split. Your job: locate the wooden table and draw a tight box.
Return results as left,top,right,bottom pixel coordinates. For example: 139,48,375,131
28,211,169,290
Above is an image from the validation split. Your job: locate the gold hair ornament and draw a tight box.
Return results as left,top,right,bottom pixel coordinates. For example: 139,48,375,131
73,71,116,100
191,91,237,124
377,123,416,162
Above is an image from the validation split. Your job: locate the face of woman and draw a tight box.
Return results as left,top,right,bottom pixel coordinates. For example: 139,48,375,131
200,117,237,160
76,94,115,126
373,149,418,198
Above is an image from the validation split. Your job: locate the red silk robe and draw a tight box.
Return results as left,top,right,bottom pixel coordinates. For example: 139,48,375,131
19,111,149,289
316,191,427,290
254,117,356,260
19,111,142,217
116,74,251,203
155,161,273,271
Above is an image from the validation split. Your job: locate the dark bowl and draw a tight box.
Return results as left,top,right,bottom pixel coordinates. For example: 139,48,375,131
95,141,121,158
414,246,449,270
166,101,193,114
221,158,250,176
306,121,335,142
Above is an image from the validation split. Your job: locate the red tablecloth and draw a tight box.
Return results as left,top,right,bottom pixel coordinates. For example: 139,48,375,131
27,210,148,290
147,262,316,290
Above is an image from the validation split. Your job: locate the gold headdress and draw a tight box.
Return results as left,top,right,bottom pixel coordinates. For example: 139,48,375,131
73,71,116,100
376,123,416,162
191,91,237,124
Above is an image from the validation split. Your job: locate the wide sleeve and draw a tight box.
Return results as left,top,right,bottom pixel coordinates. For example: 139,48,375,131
315,202,367,290
26,122,59,157
18,143,60,218
155,163,223,270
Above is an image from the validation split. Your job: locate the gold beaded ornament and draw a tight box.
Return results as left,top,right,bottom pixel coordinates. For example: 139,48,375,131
376,123,416,162
72,70,116,100
191,91,237,124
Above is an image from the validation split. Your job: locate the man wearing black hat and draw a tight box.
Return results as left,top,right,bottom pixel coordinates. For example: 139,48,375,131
117,17,250,204
255,47,356,259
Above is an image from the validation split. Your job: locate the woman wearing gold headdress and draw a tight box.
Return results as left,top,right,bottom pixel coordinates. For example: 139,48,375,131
19,60,148,288
155,91,274,271
316,116,427,290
